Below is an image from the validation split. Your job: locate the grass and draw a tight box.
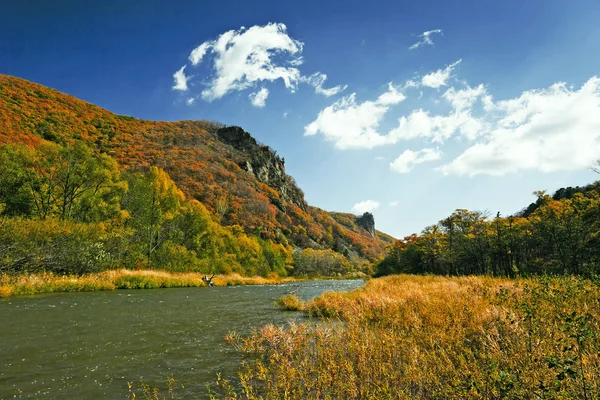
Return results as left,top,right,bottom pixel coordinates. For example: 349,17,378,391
216,274,600,399
0,270,295,298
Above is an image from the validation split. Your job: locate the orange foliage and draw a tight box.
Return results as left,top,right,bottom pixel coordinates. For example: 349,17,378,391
0,74,393,261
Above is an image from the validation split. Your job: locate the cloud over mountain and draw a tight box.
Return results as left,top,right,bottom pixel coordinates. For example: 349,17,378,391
174,23,345,107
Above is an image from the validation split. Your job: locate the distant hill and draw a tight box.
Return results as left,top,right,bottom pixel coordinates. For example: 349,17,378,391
517,183,600,218
0,74,394,262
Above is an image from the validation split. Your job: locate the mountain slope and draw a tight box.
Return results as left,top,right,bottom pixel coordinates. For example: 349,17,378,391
0,74,394,261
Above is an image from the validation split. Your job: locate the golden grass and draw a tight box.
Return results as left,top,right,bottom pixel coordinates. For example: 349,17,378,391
219,274,600,399
0,270,296,298
275,294,304,311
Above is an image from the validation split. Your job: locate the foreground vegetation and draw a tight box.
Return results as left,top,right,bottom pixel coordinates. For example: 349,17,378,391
0,269,295,298
211,275,600,399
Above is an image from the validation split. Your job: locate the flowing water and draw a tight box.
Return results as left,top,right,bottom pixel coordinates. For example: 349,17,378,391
0,279,363,399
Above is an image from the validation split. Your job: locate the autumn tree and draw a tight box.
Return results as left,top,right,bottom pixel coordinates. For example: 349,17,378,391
0,143,126,221
0,145,37,216
123,167,185,267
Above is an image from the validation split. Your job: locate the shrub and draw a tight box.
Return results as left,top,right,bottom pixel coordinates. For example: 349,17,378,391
275,294,304,311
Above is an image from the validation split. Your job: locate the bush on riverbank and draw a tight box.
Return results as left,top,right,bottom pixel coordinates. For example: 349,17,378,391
223,275,600,399
275,294,304,311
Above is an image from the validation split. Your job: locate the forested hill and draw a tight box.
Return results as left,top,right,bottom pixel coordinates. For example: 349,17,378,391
375,181,600,277
0,74,394,267
517,184,600,217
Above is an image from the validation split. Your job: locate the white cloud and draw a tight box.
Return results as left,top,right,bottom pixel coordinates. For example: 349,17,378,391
301,73,347,97
178,23,347,106
185,23,303,101
387,108,485,143
409,29,443,50
351,200,380,214
374,156,385,161
388,201,400,207
249,87,270,108
172,65,190,92
283,112,288,118
189,42,212,66
443,84,486,111
390,148,442,173
186,97,196,105
303,53,600,178
304,83,406,149
422,59,461,89
441,77,600,175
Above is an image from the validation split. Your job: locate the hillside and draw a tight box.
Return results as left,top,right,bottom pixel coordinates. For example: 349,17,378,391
0,74,394,263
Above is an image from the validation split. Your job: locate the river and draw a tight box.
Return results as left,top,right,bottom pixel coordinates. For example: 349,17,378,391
0,280,362,399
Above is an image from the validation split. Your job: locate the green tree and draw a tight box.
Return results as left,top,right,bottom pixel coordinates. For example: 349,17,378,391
0,145,36,216
123,167,185,267
0,143,126,221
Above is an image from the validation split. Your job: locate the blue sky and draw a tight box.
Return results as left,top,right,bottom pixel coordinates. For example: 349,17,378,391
1,0,600,238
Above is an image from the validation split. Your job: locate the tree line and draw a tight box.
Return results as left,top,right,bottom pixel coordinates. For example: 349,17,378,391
376,182,600,278
0,142,293,276
0,142,365,278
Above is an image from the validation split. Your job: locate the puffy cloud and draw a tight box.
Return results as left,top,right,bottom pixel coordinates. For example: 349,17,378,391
409,29,443,50
185,23,303,101
388,108,485,143
172,66,190,92
443,84,486,111
441,77,600,175
304,53,600,177
301,73,347,97
351,200,380,214
177,23,347,106
390,148,442,173
304,83,406,149
421,59,461,89
249,87,270,108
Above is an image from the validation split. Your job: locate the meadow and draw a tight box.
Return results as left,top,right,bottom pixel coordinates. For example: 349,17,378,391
212,274,600,399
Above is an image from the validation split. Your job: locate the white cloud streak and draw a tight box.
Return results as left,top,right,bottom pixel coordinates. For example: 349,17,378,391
304,83,406,149
421,59,461,89
390,148,442,173
172,66,190,92
301,73,347,97
351,200,380,214
409,29,443,50
249,87,270,108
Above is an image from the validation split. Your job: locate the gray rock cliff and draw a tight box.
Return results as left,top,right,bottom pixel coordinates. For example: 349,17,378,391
215,126,307,211
355,212,376,237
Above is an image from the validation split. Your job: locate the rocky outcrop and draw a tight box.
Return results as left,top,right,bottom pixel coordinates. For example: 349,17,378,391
355,212,376,237
216,126,307,211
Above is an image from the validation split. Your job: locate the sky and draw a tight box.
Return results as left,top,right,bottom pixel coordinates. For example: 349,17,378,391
1,0,600,238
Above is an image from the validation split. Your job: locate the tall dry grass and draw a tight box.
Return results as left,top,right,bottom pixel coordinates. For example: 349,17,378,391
218,275,600,399
0,270,293,298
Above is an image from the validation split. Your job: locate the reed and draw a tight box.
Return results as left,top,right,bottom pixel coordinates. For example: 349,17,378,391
220,275,600,399
0,270,296,298
275,294,304,311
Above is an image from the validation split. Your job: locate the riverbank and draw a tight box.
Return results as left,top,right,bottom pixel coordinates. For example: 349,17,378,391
0,269,298,298
222,274,600,399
